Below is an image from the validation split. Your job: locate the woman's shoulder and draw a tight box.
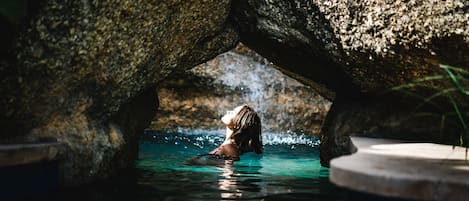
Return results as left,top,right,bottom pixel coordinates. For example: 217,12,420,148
186,143,240,166
213,143,239,157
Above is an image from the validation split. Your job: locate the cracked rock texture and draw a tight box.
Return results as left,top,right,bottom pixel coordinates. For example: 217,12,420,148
230,0,468,165
0,0,237,185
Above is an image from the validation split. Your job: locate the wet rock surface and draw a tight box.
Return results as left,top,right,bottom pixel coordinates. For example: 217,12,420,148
151,44,331,134
230,0,469,165
0,0,237,185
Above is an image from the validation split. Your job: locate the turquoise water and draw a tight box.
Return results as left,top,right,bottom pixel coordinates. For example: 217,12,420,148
29,130,407,201
19,130,412,201
135,130,346,201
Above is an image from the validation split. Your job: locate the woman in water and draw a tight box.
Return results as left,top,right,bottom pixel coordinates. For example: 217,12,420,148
189,104,262,164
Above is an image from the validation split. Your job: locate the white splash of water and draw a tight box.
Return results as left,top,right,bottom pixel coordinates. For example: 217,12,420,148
262,132,320,147
208,51,303,121
188,45,331,134
146,129,320,147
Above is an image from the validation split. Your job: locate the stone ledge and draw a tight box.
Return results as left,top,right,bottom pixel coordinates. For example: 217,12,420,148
0,142,63,167
330,137,469,201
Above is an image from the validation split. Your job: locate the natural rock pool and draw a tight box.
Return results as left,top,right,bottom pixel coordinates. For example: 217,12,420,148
32,130,409,201
134,130,346,200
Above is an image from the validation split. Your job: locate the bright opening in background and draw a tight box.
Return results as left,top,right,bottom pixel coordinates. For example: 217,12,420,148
150,43,331,135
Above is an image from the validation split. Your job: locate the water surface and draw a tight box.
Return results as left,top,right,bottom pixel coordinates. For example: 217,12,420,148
33,130,412,201
135,130,346,201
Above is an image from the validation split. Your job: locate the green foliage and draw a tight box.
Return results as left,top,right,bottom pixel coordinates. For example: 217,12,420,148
440,65,469,146
391,64,469,147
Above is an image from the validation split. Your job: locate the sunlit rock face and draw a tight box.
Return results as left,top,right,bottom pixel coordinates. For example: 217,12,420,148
232,0,468,94
151,43,331,134
230,0,468,165
0,0,237,185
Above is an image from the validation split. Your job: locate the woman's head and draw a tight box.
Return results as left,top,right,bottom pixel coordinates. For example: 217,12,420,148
222,104,263,154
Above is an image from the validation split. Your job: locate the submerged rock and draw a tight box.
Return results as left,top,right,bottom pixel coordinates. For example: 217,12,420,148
0,0,237,185
230,0,468,165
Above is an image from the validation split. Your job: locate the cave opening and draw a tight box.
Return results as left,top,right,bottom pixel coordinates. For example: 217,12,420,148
130,42,347,201
150,42,332,135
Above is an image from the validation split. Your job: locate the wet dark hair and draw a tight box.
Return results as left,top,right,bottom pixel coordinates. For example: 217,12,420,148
230,105,263,154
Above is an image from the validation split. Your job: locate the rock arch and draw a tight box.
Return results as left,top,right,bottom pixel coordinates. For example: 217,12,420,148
0,0,467,185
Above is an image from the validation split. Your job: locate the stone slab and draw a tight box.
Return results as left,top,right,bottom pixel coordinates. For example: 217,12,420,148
0,142,62,167
330,137,469,201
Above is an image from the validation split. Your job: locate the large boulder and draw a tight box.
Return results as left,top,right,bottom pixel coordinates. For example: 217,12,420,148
230,0,468,165
0,0,237,185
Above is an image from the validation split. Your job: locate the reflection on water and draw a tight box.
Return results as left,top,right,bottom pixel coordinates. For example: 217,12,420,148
217,163,244,200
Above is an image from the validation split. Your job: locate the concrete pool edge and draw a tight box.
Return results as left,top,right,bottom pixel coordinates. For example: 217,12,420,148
0,142,63,167
330,137,469,201
0,141,64,200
